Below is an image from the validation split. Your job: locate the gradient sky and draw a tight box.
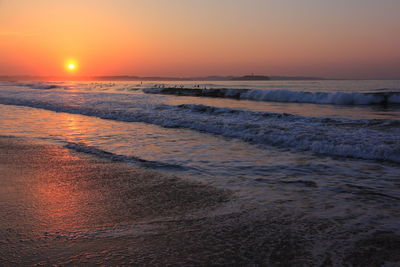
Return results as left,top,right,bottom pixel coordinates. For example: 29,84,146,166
1,0,399,78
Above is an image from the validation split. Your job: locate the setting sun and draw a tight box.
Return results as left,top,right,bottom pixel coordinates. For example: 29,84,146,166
65,60,78,72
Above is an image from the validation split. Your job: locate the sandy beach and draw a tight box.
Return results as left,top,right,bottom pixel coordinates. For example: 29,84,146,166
0,136,398,266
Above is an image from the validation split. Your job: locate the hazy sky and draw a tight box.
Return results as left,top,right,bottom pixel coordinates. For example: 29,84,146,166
1,0,399,78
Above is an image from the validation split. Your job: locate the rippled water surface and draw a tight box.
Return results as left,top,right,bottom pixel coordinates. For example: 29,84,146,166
0,80,399,236
1,80,400,264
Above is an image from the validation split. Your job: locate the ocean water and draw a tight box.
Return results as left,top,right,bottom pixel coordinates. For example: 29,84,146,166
0,80,399,236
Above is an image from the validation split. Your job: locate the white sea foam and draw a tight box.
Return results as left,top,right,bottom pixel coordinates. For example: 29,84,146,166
0,89,399,163
240,89,390,105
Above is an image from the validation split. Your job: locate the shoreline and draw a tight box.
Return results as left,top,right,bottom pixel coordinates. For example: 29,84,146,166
0,136,232,265
1,136,399,265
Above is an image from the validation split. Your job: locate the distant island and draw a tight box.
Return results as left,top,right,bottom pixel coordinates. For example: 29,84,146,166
230,75,270,81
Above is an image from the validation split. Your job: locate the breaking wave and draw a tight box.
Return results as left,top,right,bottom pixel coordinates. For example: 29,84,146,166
12,82,66,90
144,88,400,105
0,94,399,163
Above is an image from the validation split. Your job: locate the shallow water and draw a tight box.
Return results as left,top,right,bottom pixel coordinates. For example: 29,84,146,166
1,80,400,264
0,82,399,211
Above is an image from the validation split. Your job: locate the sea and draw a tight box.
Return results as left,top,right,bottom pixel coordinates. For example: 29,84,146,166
0,79,399,242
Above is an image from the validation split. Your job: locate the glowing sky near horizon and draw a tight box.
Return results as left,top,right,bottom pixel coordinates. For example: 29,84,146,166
0,0,399,78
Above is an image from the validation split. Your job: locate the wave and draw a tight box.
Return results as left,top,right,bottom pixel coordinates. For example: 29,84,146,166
10,81,146,92
64,142,187,171
9,82,400,106
12,82,65,90
0,95,399,163
144,88,400,105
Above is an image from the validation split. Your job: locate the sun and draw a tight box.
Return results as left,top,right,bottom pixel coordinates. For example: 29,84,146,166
68,63,76,70
65,60,78,72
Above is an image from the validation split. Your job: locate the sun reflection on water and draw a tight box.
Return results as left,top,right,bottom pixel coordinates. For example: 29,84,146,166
30,149,90,233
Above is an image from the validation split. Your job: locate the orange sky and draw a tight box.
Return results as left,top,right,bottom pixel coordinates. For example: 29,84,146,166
0,0,399,78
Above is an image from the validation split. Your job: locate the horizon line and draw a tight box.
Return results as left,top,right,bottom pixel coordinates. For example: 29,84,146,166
1,74,399,81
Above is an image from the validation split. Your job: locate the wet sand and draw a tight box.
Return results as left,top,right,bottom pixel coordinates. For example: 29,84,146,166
0,136,399,266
